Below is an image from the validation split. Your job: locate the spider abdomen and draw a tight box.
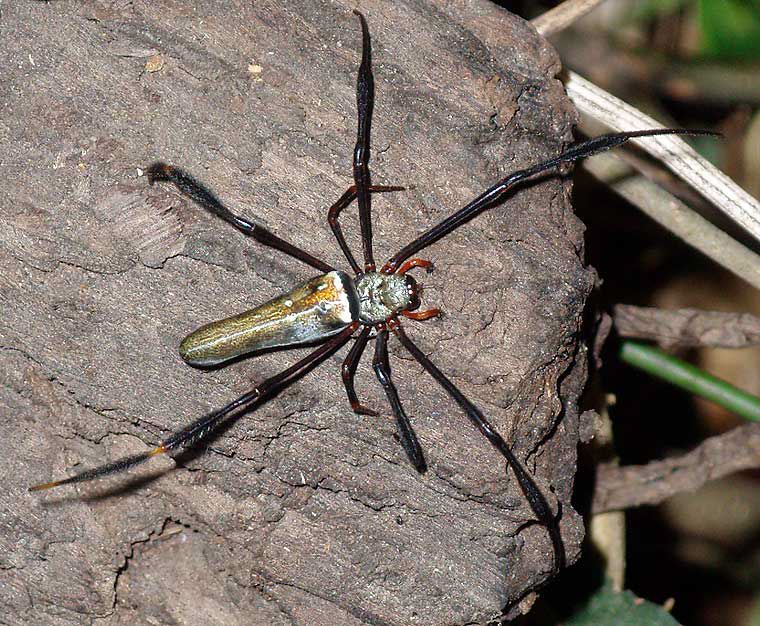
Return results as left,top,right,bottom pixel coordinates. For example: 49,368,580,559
179,271,359,366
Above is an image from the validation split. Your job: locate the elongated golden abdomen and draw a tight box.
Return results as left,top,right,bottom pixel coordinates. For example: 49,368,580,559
180,271,359,366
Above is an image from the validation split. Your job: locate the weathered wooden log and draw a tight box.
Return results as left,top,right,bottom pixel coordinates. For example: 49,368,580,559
2,1,588,623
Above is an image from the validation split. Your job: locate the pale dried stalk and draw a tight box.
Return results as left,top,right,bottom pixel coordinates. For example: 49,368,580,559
531,0,609,36
531,8,760,286
564,71,760,246
584,153,760,292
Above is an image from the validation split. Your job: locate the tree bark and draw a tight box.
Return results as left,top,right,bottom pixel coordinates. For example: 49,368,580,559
1,1,589,624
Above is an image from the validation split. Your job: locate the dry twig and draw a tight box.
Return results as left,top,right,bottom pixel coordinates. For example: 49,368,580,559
532,10,760,287
614,305,760,348
583,154,760,291
593,422,760,513
563,71,760,246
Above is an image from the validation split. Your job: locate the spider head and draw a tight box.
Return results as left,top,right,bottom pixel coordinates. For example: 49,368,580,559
356,271,422,323
403,274,421,312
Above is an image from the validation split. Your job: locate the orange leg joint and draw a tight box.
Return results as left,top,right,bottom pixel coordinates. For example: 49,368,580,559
402,308,441,321
396,258,434,275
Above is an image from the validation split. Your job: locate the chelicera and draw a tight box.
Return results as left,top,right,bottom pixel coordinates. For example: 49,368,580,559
31,10,709,576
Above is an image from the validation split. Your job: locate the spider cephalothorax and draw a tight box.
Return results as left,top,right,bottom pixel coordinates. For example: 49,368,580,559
356,271,420,324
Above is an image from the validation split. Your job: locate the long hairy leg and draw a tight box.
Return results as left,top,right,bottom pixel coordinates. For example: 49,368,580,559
146,163,333,273
372,327,426,473
391,322,565,574
30,324,358,491
341,325,378,416
328,185,404,275
383,128,718,273
352,10,377,271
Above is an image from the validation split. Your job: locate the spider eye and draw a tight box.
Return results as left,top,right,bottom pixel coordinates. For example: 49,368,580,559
405,275,421,311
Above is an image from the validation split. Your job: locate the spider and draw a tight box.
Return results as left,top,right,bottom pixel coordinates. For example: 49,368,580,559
30,10,710,576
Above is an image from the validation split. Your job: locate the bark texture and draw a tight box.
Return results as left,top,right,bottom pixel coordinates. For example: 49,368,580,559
1,1,590,624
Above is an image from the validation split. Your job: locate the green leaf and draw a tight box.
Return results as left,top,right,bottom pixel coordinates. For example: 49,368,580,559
699,0,760,60
567,582,682,626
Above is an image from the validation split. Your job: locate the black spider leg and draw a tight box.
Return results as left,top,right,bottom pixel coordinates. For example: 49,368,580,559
391,323,565,574
146,162,333,273
341,325,378,416
30,324,358,492
383,128,718,272
373,327,427,472
352,10,377,271
328,184,405,275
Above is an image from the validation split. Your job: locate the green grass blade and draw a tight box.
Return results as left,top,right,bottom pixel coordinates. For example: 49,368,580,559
620,341,760,422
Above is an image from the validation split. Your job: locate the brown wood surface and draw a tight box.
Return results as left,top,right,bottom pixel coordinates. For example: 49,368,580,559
1,1,590,624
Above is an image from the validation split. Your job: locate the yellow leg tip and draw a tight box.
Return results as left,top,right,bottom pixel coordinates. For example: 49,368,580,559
148,444,167,457
28,480,62,492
